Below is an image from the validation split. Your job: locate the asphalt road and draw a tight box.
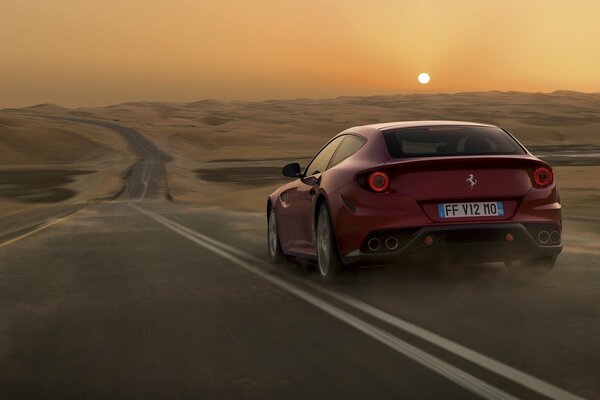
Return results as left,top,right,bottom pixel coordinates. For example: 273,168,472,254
0,121,598,400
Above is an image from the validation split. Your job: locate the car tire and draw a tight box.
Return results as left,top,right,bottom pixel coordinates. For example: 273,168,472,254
316,204,343,282
267,208,285,263
505,256,557,274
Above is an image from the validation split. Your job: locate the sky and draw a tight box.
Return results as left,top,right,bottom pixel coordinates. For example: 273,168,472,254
1,0,599,107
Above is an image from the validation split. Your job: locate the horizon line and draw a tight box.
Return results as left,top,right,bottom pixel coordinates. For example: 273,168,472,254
2,89,599,112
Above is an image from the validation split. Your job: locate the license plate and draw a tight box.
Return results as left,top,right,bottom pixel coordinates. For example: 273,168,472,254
438,201,504,218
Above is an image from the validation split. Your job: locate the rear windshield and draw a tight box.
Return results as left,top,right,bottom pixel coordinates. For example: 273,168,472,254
382,125,526,158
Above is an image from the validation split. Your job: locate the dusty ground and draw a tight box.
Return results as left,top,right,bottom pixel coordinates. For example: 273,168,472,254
0,110,134,219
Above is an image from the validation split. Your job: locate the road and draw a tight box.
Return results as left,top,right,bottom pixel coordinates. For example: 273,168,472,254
0,120,598,399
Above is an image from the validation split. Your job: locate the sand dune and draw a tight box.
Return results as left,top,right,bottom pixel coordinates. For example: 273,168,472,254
0,91,598,217
0,113,131,166
70,91,600,163
0,112,134,216
63,90,600,213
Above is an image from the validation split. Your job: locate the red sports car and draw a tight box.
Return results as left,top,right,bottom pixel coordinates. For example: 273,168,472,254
267,121,562,281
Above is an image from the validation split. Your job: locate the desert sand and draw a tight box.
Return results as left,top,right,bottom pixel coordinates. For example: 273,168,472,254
1,91,598,224
0,109,134,218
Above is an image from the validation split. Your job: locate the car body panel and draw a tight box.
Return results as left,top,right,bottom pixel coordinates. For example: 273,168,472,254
267,121,562,265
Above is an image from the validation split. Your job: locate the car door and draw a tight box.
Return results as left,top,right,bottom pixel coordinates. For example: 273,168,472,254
287,136,345,251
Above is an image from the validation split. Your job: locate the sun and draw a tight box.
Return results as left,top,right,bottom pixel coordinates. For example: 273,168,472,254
418,72,430,84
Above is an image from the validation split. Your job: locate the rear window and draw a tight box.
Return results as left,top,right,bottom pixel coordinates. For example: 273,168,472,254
382,125,526,158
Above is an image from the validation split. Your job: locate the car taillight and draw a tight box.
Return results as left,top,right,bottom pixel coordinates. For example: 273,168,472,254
368,171,390,192
533,166,553,188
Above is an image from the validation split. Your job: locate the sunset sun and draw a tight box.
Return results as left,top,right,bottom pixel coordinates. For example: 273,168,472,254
418,72,431,85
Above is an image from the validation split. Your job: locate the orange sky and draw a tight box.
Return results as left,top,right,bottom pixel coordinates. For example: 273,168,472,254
1,0,599,107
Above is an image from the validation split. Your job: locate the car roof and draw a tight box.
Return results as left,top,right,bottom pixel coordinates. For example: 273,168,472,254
343,120,498,138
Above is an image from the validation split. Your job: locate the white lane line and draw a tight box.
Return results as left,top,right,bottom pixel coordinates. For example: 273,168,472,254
0,215,69,249
139,163,150,201
131,203,518,400
306,285,586,400
131,203,587,400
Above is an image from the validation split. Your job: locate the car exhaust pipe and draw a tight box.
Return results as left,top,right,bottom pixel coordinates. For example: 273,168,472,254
385,236,399,250
368,238,381,252
550,231,561,244
537,231,550,244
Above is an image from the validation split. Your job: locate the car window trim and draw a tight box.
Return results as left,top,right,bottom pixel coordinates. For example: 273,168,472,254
326,133,367,170
303,135,345,177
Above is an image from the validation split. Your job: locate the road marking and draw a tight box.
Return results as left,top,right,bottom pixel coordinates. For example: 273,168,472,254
306,285,587,400
131,203,587,400
160,216,586,400
131,203,523,400
139,162,150,201
0,216,68,249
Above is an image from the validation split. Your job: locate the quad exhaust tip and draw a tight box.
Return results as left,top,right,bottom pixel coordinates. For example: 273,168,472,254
385,236,399,250
367,236,398,252
537,231,551,244
368,238,381,252
536,230,560,245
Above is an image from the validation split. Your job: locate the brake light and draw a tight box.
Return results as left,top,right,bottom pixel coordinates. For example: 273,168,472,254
368,171,390,192
533,166,553,188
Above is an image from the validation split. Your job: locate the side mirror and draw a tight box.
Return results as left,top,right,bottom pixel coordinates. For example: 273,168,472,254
282,162,302,178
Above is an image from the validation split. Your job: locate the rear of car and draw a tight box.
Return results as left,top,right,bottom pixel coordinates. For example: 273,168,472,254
334,123,562,267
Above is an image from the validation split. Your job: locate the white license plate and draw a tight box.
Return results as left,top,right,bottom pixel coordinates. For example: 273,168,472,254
438,201,504,218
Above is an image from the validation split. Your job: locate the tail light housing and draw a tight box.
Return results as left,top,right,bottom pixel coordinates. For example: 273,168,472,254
533,166,553,188
367,171,390,192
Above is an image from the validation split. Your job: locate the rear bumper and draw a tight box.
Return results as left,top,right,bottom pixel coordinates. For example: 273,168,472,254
341,223,562,265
